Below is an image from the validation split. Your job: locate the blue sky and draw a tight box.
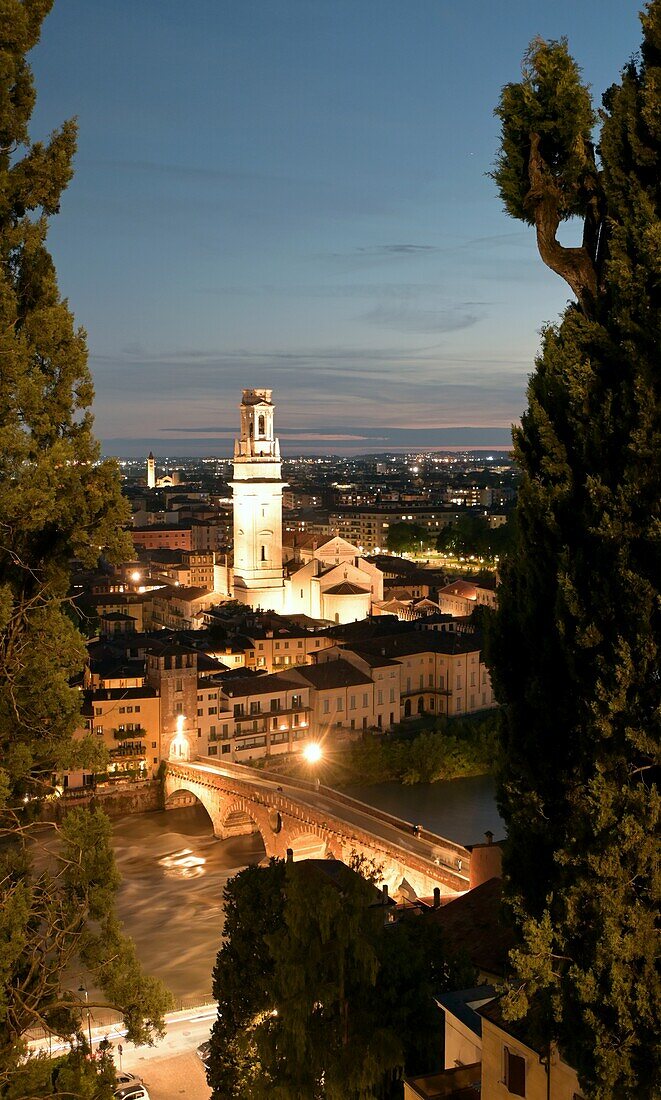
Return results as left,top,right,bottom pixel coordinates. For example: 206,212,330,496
31,1,643,455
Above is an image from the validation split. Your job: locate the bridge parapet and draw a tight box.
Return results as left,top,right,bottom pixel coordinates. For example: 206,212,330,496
164,759,470,898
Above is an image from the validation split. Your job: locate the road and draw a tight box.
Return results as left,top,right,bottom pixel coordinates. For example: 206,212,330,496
117,1012,213,1100
28,1009,214,1100
186,759,470,881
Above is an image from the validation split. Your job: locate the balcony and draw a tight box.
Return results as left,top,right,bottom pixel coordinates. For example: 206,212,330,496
110,743,146,759
112,726,147,741
400,687,451,698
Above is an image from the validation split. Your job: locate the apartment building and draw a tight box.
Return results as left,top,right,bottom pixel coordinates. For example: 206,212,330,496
75,685,162,781
131,525,193,551
436,577,498,617
289,659,376,736
351,631,496,718
209,673,313,762
150,585,218,630
315,647,400,730
327,508,466,553
243,625,333,672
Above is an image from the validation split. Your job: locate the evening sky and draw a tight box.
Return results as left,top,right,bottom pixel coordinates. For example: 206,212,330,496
31,1,643,455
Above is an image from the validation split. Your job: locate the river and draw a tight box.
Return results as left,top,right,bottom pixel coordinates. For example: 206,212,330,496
344,774,503,847
109,775,502,1003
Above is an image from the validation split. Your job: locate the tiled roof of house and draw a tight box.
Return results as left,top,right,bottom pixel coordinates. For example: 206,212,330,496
292,659,373,690
430,878,514,978
220,672,305,698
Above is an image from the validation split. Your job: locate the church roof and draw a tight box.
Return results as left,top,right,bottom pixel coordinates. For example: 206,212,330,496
323,581,370,596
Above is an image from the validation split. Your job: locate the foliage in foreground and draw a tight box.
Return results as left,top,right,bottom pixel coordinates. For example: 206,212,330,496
487,9,661,1097
208,859,474,1099
0,3,170,1092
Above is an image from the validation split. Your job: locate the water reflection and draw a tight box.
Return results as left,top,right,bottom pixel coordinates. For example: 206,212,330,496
158,847,206,878
112,805,265,1002
344,774,503,847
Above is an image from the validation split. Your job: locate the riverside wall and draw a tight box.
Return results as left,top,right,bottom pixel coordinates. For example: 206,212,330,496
39,779,161,823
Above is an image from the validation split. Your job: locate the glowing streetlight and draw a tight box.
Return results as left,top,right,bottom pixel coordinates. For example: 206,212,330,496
130,570,141,582
303,742,322,765
78,984,92,1048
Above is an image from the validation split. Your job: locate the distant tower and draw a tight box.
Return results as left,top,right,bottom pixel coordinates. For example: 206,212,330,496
146,451,156,489
230,389,286,611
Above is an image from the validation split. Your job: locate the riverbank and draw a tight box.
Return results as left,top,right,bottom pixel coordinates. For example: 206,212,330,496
256,711,500,788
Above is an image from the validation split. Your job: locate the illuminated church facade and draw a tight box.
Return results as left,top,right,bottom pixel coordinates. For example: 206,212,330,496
230,389,382,623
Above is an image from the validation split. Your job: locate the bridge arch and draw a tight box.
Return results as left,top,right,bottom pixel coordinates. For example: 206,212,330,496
286,826,343,862
218,799,271,855
164,783,222,835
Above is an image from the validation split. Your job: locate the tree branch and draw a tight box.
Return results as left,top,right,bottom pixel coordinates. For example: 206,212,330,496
525,133,598,317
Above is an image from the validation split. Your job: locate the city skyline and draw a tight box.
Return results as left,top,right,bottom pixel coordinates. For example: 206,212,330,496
31,0,643,454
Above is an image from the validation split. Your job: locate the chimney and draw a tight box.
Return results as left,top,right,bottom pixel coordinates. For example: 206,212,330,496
433,887,441,909
286,848,293,863
485,830,494,845
381,883,389,905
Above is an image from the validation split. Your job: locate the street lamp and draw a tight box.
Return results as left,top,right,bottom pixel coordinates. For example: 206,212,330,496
303,742,322,765
303,742,323,790
78,984,92,1049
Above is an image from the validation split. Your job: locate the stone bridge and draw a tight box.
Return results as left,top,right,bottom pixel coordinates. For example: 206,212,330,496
164,758,470,899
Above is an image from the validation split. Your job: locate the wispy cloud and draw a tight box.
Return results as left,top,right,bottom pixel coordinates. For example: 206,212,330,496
356,244,440,255
360,303,483,334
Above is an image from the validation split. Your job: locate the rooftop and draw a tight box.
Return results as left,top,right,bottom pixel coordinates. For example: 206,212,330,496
323,581,370,596
220,672,306,698
292,659,373,690
429,879,513,978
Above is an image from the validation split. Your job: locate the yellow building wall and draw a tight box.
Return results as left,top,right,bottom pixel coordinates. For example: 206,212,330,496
86,694,161,777
481,1019,583,1100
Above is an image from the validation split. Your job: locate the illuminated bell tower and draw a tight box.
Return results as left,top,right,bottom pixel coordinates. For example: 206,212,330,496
230,389,286,610
146,451,156,489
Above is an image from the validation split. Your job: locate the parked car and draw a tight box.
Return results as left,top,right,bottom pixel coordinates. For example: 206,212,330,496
115,1073,140,1088
196,1040,211,1067
114,1084,151,1100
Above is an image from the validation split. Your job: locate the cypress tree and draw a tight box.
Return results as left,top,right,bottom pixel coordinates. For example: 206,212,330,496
0,3,170,1088
1,0,131,792
487,7,660,1097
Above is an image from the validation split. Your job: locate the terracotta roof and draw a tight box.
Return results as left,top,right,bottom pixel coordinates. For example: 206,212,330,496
323,581,370,596
359,631,482,658
153,585,211,600
339,647,400,669
438,579,478,599
292,659,373,690
87,686,158,701
430,878,514,978
220,672,305,698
